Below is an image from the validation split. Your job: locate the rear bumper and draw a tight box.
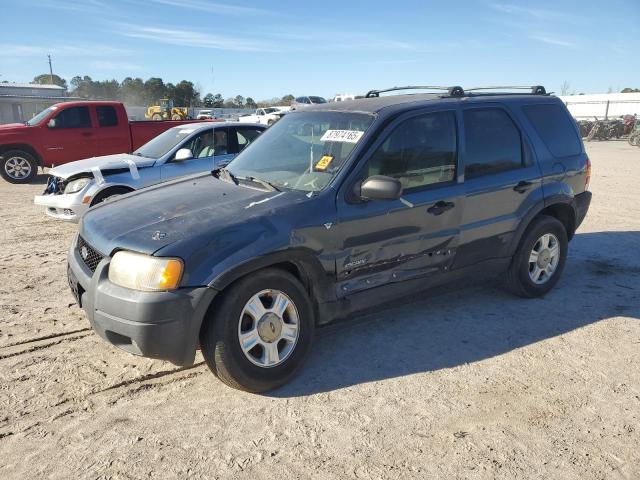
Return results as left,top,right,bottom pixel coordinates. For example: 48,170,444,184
67,239,217,366
574,191,592,230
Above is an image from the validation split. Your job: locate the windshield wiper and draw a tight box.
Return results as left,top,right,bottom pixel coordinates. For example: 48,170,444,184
212,168,280,191
243,176,281,192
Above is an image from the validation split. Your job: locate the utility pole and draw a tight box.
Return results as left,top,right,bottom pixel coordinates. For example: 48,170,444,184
48,54,53,84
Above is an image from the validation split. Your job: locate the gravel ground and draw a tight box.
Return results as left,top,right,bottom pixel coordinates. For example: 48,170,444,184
0,141,639,479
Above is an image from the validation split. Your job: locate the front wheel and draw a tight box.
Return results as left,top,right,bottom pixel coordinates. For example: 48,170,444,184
200,268,314,392
506,215,568,298
1,150,38,184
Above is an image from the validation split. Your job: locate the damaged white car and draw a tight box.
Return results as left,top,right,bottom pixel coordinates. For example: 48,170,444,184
34,122,265,222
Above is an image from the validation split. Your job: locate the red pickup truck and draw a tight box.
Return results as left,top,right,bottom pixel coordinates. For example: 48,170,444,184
0,101,214,184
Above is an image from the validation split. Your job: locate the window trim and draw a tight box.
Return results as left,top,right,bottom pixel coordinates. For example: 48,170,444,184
342,107,460,201
461,105,526,181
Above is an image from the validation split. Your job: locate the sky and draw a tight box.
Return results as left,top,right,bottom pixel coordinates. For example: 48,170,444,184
0,0,638,100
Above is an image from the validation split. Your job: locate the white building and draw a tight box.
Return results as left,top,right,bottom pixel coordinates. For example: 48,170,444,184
559,93,640,119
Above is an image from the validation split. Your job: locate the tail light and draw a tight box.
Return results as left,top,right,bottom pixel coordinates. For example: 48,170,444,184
585,155,591,191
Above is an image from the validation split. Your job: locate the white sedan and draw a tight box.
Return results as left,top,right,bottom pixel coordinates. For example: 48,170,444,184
34,122,265,222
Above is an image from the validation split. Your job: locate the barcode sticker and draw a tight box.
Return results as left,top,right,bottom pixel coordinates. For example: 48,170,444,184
320,130,364,143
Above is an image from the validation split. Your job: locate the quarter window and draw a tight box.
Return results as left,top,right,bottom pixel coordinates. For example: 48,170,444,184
523,104,581,158
463,108,522,179
96,106,118,127
365,111,457,190
54,106,91,129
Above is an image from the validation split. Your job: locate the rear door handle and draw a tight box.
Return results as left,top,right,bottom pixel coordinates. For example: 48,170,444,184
427,201,455,215
513,180,533,193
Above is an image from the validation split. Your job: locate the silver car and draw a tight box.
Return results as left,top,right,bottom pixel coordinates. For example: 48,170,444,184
34,122,265,222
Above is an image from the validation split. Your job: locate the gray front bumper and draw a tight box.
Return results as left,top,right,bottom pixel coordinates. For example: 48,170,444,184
68,240,217,366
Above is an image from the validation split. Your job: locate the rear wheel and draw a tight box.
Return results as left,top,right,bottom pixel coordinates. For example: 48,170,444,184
171,114,182,120
506,215,568,297
151,113,163,121
629,132,640,146
1,150,38,184
200,268,314,392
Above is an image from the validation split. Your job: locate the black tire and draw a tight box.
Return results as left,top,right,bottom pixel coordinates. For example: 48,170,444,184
506,215,568,298
267,119,275,126
90,186,133,206
200,268,315,392
152,113,163,121
1,149,38,184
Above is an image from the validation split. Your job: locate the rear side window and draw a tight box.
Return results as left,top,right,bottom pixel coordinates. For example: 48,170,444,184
96,106,118,127
366,111,457,190
235,127,263,152
523,104,581,158
464,108,522,179
54,106,91,129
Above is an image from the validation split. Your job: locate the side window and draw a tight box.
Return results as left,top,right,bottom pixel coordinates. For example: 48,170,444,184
96,106,118,127
235,128,263,153
463,108,522,179
182,130,214,160
365,111,457,190
54,106,91,129
523,104,581,158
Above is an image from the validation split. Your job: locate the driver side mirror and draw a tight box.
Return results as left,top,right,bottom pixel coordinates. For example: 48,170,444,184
47,118,57,128
174,148,193,161
358,175,403,201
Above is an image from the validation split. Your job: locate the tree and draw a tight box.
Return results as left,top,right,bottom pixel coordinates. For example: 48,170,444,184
33,73,67,89
560,81,570,96
245,97,257,109
120,77,145,105
203,93,215,108
70,75,93,98
233,95,245,107
173,80,200,107
144,77,167,104
621,87,640,93
212,93,224,108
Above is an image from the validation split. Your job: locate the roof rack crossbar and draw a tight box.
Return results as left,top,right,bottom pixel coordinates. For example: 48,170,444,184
465,85,547,95
365,85,464,98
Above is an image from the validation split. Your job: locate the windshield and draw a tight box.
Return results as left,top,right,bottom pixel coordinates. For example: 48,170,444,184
134,126,199,158
226,111,374,192
27,106,56,126
264,108,278,114
309,96,327,104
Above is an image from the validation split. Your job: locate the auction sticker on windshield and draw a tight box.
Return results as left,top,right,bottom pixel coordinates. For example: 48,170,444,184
320,130,364,143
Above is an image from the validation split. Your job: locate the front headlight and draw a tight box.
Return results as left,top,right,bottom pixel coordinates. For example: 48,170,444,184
65,177,91,194
108,251,183,291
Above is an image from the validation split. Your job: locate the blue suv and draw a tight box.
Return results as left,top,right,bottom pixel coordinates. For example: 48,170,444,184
67,85,592,392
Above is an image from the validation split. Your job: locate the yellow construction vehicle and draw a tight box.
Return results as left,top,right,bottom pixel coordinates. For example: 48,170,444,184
145,99,191,121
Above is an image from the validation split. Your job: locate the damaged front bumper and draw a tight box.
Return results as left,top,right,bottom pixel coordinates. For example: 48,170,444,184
34,191,90,222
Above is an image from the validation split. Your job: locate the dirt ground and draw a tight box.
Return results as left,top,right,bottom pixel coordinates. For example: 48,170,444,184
0,141,638,479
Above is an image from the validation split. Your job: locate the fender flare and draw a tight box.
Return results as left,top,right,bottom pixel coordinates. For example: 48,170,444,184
90,183,135,206
507,195,576,256
208,248,336,304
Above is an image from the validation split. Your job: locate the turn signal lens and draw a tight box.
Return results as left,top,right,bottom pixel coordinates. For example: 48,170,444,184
585,155,591,191
108,251,183,291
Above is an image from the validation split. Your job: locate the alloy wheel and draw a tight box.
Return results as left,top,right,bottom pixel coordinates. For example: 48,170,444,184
528,233,560,285
237,289,300,368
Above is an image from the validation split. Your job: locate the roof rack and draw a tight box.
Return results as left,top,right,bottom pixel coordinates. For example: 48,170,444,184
365,85,465,98
364,84,547,98
465,85,547,95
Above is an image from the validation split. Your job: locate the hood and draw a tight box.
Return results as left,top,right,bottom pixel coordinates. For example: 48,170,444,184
80,174,310,256
0,123,27,131
50,153,157,179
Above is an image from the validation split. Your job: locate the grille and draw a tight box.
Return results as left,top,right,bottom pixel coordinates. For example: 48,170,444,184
77,236,104,273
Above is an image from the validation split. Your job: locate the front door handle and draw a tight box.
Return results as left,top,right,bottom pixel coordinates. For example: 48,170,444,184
427,201,455,216
513,180,533,193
